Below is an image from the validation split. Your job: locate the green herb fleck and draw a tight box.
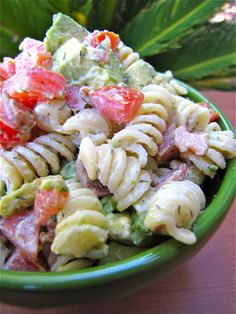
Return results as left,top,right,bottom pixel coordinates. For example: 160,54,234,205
208,165,218,173
101,196,117,215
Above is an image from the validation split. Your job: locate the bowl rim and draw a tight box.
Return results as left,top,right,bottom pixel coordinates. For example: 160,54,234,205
1,82,235,291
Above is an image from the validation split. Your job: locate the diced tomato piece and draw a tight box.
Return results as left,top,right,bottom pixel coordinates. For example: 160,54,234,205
0,95,35,149
3,250,46,272
4,67,66,109
0,210,39,261
0,57,15,81
199,102,219,122
90,86,144,124
96,31,120,50
34,187,69,226
64,85,90,112
15,37,52,71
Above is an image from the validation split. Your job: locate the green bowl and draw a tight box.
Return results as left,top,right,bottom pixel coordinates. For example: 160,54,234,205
0,83,235,308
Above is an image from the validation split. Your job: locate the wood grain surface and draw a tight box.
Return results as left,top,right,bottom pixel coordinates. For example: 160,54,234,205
0,91,235,314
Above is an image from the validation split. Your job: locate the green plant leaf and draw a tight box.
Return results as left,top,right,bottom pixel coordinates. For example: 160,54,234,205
69,0,94,27
121,0,228,57
148,22,236,82
111,0,157,33
191,76,236,91
0,0,75,58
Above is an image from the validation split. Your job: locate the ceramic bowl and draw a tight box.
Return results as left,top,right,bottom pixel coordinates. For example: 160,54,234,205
0,83,235,308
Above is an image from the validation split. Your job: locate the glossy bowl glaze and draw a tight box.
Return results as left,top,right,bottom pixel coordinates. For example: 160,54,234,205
0,83,235,308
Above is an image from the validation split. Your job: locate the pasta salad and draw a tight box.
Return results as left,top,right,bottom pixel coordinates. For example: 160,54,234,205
0,13,235,272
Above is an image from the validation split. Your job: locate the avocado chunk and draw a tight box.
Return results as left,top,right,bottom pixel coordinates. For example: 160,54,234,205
106,213,132,243
44,13,89,53
125,59,156,90
131,211,169,247
60,160,77,180
0,178,41,217
0,175,62,217
99,241,144,265
52,38,124,88
101,196,117,215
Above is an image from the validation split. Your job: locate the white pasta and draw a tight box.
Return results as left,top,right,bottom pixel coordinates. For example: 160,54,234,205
57,180,103,222
144,180,206,244
63,108,112,145
182,129,236,178
175,96,211,132
111,84,174,166
117,41,140,70
51,181,108,259
0,133,76,194
78,137,152,211
152,71,188,96
34,100,72,134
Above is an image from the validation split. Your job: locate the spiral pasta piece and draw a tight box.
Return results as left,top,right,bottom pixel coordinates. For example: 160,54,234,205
0,133,76,194
117,41,140,70
78,137,152,211
152,71,187,96
57,180,103,222
111,84,174,166
51,180,108,259
182,129,236,178
144,180,206,244
63,108,112,145
175,96,211,132
34,100,72,134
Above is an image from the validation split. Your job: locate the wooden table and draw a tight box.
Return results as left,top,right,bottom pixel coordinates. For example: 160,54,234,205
1,91,235,314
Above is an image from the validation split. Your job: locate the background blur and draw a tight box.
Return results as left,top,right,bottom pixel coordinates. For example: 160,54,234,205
0,0,235,90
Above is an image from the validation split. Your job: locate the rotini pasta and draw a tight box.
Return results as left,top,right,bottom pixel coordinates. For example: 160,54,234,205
144,180,206,244
111,84,174,166
152,71,188,96
51,181,108,259
34,100,72,134
0,133,76,194
117,41,140,70
78,137,152,211
63,108,112,145
182,129,236,178
57,180,103,222
175,96,211,132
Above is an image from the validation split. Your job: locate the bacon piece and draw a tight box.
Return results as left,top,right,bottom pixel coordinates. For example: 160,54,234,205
3,250,45,272
174,126,208,156
39,218,56,245
76,160,110,197
64,85,90,112
156,124,179,164
0,210,39,261
155,163,188,189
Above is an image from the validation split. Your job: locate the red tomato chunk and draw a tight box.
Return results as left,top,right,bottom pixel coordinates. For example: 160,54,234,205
34,188,69,226
91,86,144,124
4,67,66,109
0,95,35,149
